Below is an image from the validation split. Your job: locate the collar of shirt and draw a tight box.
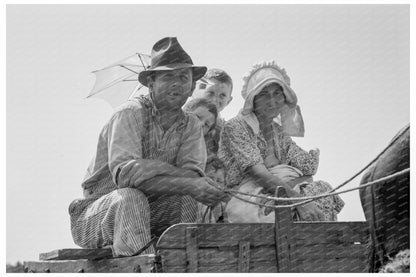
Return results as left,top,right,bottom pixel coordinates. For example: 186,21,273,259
137,94,187,132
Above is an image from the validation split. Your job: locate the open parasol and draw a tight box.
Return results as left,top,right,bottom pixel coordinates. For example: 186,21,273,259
87,53,151,109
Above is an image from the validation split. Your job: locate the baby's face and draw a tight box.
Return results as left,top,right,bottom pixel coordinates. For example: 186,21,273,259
192,80,233,113
191,106,216,136
207,168,225,186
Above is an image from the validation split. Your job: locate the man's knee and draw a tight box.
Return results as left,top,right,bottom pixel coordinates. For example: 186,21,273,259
115,188,148,207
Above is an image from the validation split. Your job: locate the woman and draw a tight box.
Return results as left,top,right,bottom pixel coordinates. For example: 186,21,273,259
218,61,344,223
183,98,226,222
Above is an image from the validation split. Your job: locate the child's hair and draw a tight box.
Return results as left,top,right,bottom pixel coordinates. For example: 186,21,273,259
203,68,233,90
183,98,218,132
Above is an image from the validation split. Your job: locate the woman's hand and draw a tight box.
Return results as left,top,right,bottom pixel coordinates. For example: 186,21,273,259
287,175,313,189
264,155,280,168
295,201,324,221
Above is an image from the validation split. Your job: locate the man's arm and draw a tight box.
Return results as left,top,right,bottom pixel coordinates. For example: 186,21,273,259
127,116,217,201
107,106,201,189
134,175,228,205
116,159,201,189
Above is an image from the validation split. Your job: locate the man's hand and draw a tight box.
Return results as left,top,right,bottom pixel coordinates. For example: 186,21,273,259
295,201,324,221
191,177,230,206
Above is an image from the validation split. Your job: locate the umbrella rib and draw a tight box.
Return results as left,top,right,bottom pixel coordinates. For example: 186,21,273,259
137,53,147,71
119,65,140,74
89,73,135,95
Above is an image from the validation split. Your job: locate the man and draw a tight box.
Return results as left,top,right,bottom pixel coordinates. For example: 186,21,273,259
69,37,227,257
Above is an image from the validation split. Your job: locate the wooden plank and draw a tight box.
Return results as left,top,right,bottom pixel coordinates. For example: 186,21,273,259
160,245,367,273
291,243,367,260
156,214,369,273
156,222,368,249
290,257,369,272
237,241,250,272
292,221,369,244
287,219,368,273
39,248,113,261
163,260,278,273
157,223,276,249
160,245,277,267
274,186,292,273
185,227,198,272
24,254,156,273
159,242,367,273
288,226,368,274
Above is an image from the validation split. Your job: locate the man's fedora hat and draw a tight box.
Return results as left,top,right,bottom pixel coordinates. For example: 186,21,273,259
139,37,207,87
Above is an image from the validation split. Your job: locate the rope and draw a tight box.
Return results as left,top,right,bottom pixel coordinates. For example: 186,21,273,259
223,167,410,209
266,124,410,208
328,124,408,193
225,167,409,203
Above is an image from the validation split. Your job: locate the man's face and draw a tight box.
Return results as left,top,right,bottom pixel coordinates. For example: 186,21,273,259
192,80,232,113
149,68,194,111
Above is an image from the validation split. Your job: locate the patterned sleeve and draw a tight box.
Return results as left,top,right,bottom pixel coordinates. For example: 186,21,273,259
333,194,345,213
283,135,320,176
220,120,264,173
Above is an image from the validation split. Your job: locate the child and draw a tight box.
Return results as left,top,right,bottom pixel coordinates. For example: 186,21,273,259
183,98,224,186
192,68,233,118
187,69,233,223
191,68,233,159
183,98,226,223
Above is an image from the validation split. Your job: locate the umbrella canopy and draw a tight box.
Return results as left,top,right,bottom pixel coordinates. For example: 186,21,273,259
87,53,151,109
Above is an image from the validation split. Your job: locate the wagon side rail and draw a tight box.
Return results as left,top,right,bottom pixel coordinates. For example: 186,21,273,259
156,187,369,273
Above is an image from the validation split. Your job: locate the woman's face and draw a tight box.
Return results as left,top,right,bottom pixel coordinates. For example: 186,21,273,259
253,83,286,120
192,106,216,135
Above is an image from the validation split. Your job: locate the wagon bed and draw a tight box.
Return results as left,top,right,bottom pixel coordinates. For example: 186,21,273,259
24,188,370,273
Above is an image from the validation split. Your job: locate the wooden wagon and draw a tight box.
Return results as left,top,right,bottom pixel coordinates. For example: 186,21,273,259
23,187,370,273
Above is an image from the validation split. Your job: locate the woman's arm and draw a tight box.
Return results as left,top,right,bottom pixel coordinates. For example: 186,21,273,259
283,135,320,176
247,164,299,196
247,163,324,221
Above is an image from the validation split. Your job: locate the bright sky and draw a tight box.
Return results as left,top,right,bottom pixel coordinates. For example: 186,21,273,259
5,4,411,264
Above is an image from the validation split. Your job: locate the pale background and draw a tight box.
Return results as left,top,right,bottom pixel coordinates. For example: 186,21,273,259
5,4,410,264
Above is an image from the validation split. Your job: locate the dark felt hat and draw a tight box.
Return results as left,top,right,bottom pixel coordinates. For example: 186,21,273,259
138,37,207,87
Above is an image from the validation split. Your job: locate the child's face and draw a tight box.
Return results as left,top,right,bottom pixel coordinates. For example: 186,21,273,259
192,106,216,136
207,168,225,187
193,80,233,113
